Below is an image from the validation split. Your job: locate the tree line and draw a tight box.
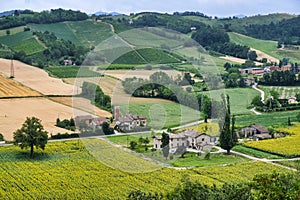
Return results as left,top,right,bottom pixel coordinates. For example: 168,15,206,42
241,16,300,45
191,26,256,59
127,172,300,200
0,8,88,30
259,70,299,86
122,71,224,119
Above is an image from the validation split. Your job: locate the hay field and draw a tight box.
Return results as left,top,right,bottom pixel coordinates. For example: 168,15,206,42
0,75,41,97
50,97,112,118
0,59,79,95
100,69,182,81
0,98,91,141
65,76,172,105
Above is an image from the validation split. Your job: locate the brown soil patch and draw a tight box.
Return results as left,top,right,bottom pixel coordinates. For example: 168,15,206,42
250,48,279,63
0,98,92,141
219,55,262,65
50,97,112,118
0,75,41,97
101,69,182,81
0,58,78,95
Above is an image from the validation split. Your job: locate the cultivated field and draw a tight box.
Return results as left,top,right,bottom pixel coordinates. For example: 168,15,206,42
0,98,90,141
245,123,300,157
260,86,300,99
101,69,182,81
0,59,79,95
50,97,112,118
0,75,41,97
65,76,173,104
0,139,286,199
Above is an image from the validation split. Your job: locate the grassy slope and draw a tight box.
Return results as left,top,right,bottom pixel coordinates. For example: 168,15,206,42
29,20,113,47
229,32,300,63
0,31,44,55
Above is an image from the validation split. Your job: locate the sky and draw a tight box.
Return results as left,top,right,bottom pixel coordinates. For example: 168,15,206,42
1,0,299,17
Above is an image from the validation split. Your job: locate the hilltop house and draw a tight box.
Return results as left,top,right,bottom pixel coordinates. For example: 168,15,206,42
153,130,218,152
239,124,271,140
74,115,107,131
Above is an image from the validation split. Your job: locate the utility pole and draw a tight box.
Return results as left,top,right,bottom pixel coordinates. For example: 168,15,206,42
9,49,14,78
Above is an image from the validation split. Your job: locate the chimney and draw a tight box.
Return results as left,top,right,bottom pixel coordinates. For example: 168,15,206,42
114,106,120,121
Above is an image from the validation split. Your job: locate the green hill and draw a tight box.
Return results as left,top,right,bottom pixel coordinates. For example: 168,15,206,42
229,32,300,63
29,20,113,48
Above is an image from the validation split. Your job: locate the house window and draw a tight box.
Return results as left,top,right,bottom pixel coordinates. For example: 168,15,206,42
160,145,162,148
170,139,173,142
177,139,179,141
155,144,157,148
182,143,184,146
202,138,205,141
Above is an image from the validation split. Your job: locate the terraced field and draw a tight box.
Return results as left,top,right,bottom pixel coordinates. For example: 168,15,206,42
0,75,41,97
0,139,287,199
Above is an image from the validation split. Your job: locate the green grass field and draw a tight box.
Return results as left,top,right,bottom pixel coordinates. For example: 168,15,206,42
171,152,250,167
203,88,259,115
29,21,113,47
232,145,283,159
0,139,286,199
229,32,279,58
236,110,299,127
117,102,201,129
0,26,25,36
229,32,300,63
47,66,102,78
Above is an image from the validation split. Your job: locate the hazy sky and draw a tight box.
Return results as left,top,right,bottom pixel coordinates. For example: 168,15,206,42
1,0,299,17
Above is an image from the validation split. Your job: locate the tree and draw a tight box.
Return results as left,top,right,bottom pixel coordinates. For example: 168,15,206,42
297,112,300,122
13,117,48,158
247,50,257,61
102,122,114,135
219,95,236,154
129,141,138,150
6,30,10,35
251,95,264,107
162,145,170,160
288,117,292,126
0,133,4,141
161,132,169,147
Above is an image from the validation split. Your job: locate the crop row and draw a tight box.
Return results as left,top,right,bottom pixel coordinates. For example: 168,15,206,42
0,139,287,199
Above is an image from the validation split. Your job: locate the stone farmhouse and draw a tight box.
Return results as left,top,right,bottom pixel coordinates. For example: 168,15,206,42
239,124,272,140
114,106,147,131
153,130,218,152
74,115,107,131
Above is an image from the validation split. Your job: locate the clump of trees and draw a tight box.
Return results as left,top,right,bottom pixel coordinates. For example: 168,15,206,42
191,26,252,59
259,70,298,86
56,118,75,131
81,82,111,112
13,117,48,158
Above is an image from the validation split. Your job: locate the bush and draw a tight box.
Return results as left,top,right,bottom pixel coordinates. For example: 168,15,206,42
0,133,4,141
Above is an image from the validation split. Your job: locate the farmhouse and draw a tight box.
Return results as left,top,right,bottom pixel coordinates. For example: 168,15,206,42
113,106,147,131
153,130,217,152
239,124,272,140
74,115,107,130
240,68,264,75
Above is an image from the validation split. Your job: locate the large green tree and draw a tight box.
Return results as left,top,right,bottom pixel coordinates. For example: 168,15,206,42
13,117,48,158
219,95,236,154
